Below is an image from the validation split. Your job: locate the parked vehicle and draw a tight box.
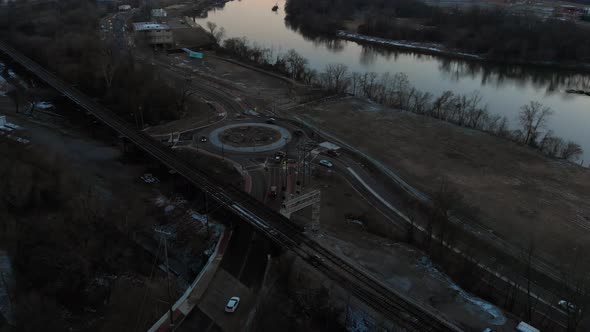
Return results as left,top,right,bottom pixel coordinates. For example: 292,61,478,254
319,160,333,168
294,129,304,136
274,151,285,161
225,296,241,313
326,150,340,157
266,117,276,124
269,186,278,198
558,299,578,312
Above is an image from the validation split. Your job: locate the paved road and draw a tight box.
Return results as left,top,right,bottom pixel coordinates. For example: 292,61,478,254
208,123,292,153
0,41,462,332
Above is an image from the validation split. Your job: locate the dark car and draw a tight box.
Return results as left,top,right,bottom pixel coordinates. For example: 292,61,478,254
200,136,208,143
326,150,340,157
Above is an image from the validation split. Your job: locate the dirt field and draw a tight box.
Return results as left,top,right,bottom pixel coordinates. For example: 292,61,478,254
292,169,403,238
287,162,516,329
196,53,297,111
320,231,520,331
295,97,590,268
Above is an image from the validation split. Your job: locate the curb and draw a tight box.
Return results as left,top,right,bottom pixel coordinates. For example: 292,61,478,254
148,228,233,332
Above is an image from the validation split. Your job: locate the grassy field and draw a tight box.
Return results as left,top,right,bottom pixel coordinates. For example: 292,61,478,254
296,97,590,268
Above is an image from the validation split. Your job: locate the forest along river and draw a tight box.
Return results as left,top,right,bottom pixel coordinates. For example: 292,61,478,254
194,0,590,162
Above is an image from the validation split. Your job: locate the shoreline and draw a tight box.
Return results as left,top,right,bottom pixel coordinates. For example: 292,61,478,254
336,31,590,73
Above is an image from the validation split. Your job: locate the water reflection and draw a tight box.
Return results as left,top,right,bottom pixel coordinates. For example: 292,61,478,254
194,0,590,159
435,58,590,93
284,14,590,93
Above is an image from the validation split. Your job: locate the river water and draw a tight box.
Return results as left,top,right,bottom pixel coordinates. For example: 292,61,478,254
194,0,590,162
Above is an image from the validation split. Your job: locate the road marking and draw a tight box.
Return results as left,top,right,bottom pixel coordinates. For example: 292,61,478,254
346,167,411,223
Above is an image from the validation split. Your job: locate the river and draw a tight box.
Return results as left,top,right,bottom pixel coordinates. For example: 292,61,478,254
193,0,590,162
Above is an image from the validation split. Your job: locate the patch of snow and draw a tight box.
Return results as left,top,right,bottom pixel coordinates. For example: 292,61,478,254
4,123,21,130
154,195,167,207
0,251,14,324
0,66,6,96
4,135,29,144
34,101,54,109
347,308,374,332
417,256,506,325
363,105,382,112
164,205,175,214
140,173,160,183
190,211,208,227
245,109,259,116
336,31,482,60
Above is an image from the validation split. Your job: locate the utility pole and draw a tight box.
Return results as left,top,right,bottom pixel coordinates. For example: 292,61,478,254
204,192,210,237
154,229,174,328
139,105,144,129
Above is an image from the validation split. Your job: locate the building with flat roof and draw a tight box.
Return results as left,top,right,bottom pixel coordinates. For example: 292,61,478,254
132,22,173,47
132,22,170,31
151,8,167,18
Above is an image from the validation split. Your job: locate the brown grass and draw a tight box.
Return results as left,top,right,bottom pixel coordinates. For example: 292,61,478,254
296,97,590,266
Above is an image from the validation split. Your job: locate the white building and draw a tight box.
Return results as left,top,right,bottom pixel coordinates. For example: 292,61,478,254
151,8,167,18
132,22,173,47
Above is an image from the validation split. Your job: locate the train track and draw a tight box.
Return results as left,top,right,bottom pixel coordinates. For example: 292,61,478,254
0,41,462,332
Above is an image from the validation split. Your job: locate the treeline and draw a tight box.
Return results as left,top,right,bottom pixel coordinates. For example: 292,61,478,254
321,66,584,161
222,37,316,83
0,0,179,126
220,36,584,161
285,0,590,64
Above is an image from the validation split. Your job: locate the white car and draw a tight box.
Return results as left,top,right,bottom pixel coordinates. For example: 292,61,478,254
319,159,333,168
225,296,240,313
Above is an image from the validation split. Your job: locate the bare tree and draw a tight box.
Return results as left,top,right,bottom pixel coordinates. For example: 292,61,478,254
391,72,412,109
6,86,25,114
283,49,308,80
349,72,361,96
322,64,350,94
409,90,432,114
518,101,553,146
360,72,378,100
206,21,225,44
213,27,226,44
496,115,510,137
175,76,194,114
98,43,119,90
543,135,565,158
431,91,454,120
561,141,584,161
206,21,217,35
